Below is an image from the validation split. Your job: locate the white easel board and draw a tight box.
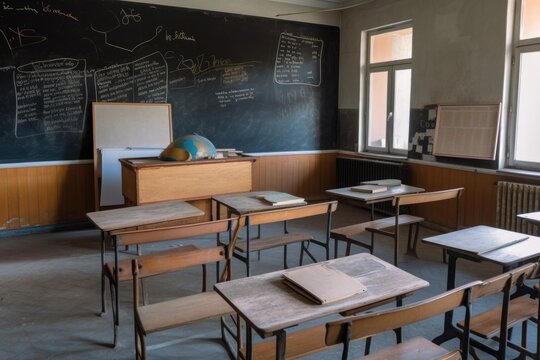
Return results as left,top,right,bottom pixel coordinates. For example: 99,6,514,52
92,102,173,210
432,104,501,160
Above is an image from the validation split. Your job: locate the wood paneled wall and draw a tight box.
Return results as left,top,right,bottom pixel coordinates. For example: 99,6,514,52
0,164,94,231
408,162,540,228
4,154,538,232
0,153,337,231
252,153,337,199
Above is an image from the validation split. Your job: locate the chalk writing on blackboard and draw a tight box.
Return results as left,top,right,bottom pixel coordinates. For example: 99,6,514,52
0,27,47,55
216,88,255,108
274,33,323,86
94,51,168,103
91,7,162,52
14,58,87,138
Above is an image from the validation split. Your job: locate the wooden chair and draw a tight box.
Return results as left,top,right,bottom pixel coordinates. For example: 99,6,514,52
104,218,239,347
131,242,239,360
331,188,463,266
325,281,479,360
230,201,338,275
242,282,479,360
456,262,539,359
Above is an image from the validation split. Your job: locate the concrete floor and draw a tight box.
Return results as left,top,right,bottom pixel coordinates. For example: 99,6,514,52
0,204,535,359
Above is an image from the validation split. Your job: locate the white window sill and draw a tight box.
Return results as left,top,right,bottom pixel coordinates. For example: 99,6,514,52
497,168,540,179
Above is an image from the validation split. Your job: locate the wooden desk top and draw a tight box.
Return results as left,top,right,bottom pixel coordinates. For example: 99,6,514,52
212,191,307,215
120,156,255,170
518,212,540,225
326,185,425,204
423,225,539,266
214,253,429,337
86,200,204,232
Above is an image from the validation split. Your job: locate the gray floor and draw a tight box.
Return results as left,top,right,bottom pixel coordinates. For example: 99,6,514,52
0,204,535,359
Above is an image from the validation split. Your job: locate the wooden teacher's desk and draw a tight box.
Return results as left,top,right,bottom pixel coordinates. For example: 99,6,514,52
326,184,424,219
423,225,540,347
214,253,429,360
120,157,255,221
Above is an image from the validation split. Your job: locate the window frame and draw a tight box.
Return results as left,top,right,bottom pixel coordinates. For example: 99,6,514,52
364,22,412,156
507,0,540,171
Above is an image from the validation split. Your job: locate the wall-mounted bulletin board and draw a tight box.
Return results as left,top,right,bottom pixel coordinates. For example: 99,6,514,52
0,0,339,164
432,104,501,160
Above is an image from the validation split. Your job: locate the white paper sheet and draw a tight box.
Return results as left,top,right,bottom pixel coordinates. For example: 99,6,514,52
99,148,163,206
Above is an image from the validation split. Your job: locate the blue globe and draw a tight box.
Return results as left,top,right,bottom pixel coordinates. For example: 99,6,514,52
160,134,217,161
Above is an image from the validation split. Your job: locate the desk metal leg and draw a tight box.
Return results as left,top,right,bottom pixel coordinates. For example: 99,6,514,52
433,252,460,345
216,202,221,282
246,218,251,277
100,231,106,315
276,330,286,360
246,325,253,360
113,236,119,348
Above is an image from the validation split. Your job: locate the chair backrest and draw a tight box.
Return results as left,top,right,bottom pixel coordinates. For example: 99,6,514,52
325,281,479,346
471,262,537,301
326,281,481,360
245,201,338,226
393,187,464,207
112,217,240,246
132,245,227,279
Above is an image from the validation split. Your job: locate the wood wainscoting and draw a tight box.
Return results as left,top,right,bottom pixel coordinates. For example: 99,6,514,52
252,152,337,199
0,164,95,231
408,162,540,228
0,152,337,232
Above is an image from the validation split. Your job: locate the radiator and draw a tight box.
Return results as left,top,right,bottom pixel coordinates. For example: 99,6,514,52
496,181,540,235
336,157,408,213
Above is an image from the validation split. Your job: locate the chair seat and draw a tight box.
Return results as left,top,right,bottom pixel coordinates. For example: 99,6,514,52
246,324,337,360
235,233,313,252
362,337,450,360
457,295,538,339
331,215,423,239
104,245,199,282
137,291,233,335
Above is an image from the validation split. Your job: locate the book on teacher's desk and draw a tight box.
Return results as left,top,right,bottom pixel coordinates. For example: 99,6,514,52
282,264,367,305
256,193,305,206
350,185,388,193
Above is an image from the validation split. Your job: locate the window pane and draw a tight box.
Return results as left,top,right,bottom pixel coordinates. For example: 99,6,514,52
515,51,540,163
370,28,412,64
521,0,540,40
368,71,388,148
393,69,411,150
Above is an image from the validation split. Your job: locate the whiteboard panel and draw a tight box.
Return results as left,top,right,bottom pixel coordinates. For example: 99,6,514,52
93,102,172,149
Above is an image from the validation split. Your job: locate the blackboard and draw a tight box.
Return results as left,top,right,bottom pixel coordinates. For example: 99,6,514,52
0,0,339,164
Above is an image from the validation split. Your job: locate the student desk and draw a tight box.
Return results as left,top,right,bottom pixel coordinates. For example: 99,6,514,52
326,184,424,219
423,225,540,348
518,211,540,236
86,200,204,321
212,191,308,276
214,252,429,360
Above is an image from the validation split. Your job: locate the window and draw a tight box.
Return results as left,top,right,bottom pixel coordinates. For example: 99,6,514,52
365,25,412,155
508,0,540,170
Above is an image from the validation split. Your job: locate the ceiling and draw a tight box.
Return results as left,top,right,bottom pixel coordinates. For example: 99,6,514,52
268,0,361,9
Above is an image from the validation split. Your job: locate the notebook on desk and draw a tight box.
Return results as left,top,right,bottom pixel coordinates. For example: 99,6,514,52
282,264,367,305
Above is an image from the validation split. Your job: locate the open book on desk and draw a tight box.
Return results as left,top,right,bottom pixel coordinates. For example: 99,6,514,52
282,264,367,305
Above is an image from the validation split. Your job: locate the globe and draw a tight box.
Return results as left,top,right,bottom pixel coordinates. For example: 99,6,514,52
160,134,217,161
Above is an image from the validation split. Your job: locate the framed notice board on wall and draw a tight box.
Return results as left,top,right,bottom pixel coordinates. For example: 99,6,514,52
432,104,501,160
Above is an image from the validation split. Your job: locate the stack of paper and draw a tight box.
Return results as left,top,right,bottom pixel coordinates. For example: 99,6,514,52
257,193,305,206
282,264,367,304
